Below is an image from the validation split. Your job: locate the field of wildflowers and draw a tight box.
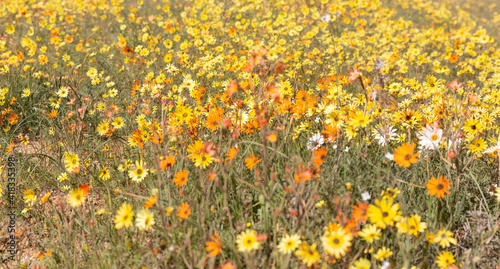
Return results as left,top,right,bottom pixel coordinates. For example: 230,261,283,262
1,0,500,268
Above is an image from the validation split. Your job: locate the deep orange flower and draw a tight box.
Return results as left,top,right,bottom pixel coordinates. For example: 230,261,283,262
160,155,175,171
149,129,162,144
122,46,133,55
205,232,223,257
226,147,239,161
352,201,369,224
173,170,189,187
448,53,459,63
393,143,420,168
206,108,224,130
334,216,359,236
144,195,157,209
177,202,191,220
294,167,313,184
245,153,260,170
426,176,451,198
79,184,91,197
322,124,340,142
130,128,146,148
8,113,19,124
295,90,310,113
313,147,328,167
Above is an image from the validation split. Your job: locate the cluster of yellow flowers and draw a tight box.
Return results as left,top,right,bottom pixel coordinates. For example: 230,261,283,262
2,0,500,267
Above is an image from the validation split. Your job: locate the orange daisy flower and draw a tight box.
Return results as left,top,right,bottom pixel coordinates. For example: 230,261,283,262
245,153,260,170
144,195,158,209
226,147,239,161
122,46,133,55
312,147,328,167
206,108,224,130
448,53,459,63
173,170,189,187
160,155,176,171
177,202,191,220
393,143,419,168
79,184,91,197
351,201,369,224
322,124,340,142
294,166,313,184
205,232,223,257
426,176,452,199
8,113,19,124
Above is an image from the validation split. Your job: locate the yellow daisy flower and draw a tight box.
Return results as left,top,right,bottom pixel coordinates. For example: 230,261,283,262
114,202,134,230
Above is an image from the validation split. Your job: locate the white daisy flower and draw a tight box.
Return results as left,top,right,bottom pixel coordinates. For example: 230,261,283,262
307,133,324,150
